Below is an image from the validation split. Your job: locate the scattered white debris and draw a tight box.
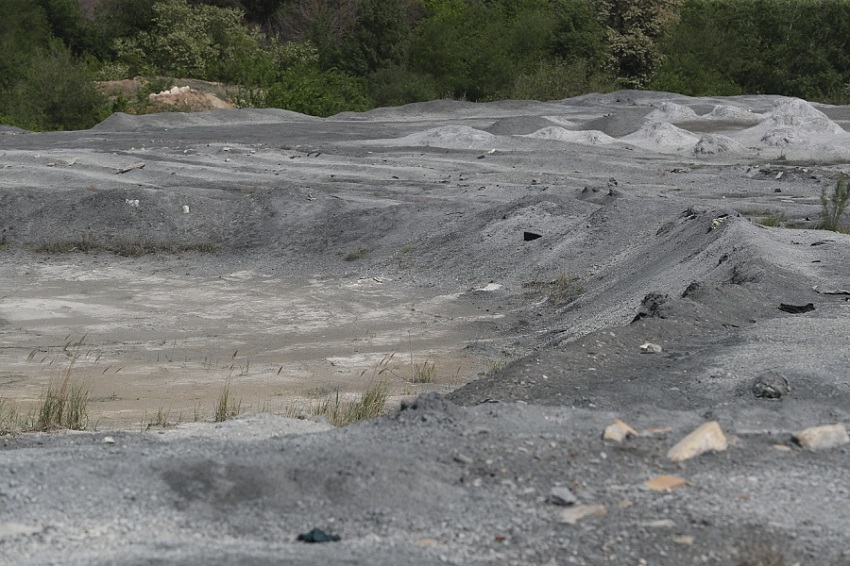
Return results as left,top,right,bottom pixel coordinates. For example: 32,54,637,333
182,205,190,214
125,199,140,208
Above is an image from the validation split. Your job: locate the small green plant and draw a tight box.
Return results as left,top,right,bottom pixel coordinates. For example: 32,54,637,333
818,175,850,232
758,214,786,228
214,380,241,422
399,243,416,254
412,360,436,383
144,406,173,430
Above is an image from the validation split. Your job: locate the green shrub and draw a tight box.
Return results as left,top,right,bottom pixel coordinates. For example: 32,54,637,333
504,57,614,101
115,0,280,84
3,42,107,131
265,68,370,116
819,176,850,232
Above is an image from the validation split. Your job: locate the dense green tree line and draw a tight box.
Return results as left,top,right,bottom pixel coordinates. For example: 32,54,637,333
2,0,850,131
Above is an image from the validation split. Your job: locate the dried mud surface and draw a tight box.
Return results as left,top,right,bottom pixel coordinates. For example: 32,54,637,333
1,91,849,565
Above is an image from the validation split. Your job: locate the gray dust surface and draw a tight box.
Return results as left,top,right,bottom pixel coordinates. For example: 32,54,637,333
1,91,849,565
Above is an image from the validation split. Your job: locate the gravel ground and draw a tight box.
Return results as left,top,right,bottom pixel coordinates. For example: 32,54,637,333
1,91,849,565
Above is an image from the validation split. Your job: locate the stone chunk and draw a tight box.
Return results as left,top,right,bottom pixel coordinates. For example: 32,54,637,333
548,486,577,506
603,419,639,443
752,371,790,399
644,475,687,492
667,421,727,462
640,342,662,353
557,504,607,525
793,423,849,450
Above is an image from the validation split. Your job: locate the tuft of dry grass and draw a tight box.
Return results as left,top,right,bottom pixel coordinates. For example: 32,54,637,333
30,237,220,256
524,270,584,306
310,381,389,427
214,380,242,422
33,354,90,431
412,360,436,383
0,397,24,435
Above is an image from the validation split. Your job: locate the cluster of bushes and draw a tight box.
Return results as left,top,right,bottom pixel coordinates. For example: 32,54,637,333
2,0,850,131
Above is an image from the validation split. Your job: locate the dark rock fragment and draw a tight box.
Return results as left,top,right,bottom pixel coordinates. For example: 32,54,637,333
297,528,341,543
632,292,670,323
778,303,815,314
752,372,790,399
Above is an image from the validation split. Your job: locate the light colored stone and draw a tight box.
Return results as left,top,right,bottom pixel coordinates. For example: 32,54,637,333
793,423,849,451
642,426,672,436
640,342,662,353
667,421,727,462
773,444,791,452
0,522,43,539
453,453,473,465
644,475,687,492
557,504,607,525
603,419,639,442
102,436,116,444
548,486,577,506
642,519,676,528
673,535,695,545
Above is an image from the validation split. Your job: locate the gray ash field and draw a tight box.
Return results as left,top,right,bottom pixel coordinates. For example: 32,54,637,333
1,91,849,565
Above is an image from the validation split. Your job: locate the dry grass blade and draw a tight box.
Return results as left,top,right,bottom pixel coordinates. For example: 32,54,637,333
214,380,242,422
34,354,89,432
413,360,436,383
311,381,389,427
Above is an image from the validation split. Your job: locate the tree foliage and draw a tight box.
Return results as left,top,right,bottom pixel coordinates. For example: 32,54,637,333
3,0,850,130
592,0,683,88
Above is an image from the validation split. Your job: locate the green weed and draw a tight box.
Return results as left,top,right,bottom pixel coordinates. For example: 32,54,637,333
818,175,850,232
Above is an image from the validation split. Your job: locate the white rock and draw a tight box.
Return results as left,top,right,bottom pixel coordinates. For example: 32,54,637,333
603,419,639,442
793,423,849,450
640,342,662,353
557,504,607,525
667,421,728,462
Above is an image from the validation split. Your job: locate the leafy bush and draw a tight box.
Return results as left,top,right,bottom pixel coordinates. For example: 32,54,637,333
265,67,370,116
367,66,440,108
504,57,614,101
3,42,107,131
115,0,278,84
592,0,684,88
